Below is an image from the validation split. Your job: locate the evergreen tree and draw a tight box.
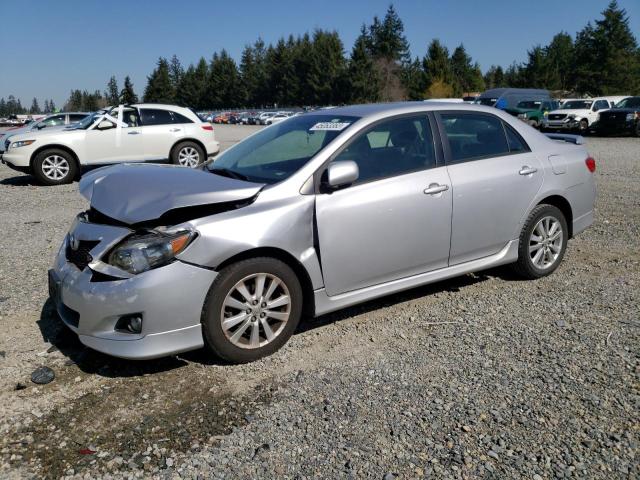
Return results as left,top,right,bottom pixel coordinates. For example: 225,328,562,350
423,39,453,95
120,76,139,104
348,25,381,103
30,97,40,114
574,0,640,94
106,76,119,105
369,5,410,63
544,32,575,91
169,54,184,101
208,50,242,108
49,99,56,112
504,62,525,87
450,44,484,95
401,57,425,100
306,30,347,105
66,90,83,110
484,65,506,89
43,99,50,114
144,57,173,103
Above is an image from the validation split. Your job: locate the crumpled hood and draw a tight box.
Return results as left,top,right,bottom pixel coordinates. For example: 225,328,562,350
79,163,264,225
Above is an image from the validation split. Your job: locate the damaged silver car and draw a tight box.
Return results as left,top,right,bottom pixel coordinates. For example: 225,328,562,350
49,103,596,363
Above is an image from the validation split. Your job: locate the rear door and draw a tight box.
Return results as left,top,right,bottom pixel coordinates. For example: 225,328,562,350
436,111,543,265
139,108,187,160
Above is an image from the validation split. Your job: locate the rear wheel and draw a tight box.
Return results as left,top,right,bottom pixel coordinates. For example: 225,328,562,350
171,141,205,168
202,257,303,363
32,149,77,186
512,204,568,279
527,119,539,128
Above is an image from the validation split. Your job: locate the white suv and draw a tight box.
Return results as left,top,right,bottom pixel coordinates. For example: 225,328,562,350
1,104,220,185
544,97,627,132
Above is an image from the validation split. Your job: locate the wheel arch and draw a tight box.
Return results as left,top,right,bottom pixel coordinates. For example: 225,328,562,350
536,195,573,238
214,247,316,318
30,144,80,172
170,138,207,160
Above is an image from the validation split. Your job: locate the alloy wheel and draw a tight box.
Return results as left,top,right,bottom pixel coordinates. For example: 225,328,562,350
178,146,200,167
529,215,564,270
41,155,70,181
220,273,291,349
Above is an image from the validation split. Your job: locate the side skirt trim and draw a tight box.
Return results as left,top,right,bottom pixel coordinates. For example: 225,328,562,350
313,240,519,316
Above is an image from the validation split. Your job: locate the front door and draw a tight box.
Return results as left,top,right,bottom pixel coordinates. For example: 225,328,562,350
438,112,543,265
83,108,146,164
316,114,452,296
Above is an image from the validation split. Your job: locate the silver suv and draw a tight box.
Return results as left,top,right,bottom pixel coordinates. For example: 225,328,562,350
49,103,596,363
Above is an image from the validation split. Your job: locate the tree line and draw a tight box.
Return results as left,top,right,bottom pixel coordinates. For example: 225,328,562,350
2,1,638,116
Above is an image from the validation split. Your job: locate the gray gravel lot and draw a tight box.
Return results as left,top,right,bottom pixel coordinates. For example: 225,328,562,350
0,126,638,479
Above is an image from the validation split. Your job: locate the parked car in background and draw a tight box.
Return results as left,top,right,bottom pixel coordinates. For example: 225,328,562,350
213,113,230,124
265,112,291,125
258,112,276,125
1,104,220,185
505,99,559,128
475,88,552,110
49,102,595,363
0,112,88,155
544,97,621,132
590,96,640,136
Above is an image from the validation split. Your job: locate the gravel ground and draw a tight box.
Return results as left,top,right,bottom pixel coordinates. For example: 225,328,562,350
0,127,638,479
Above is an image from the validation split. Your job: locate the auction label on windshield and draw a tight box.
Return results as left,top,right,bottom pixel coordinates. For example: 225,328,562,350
309,122,351,131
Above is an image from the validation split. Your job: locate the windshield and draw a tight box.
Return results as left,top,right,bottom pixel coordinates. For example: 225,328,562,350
476,98,497,106
208,114,359,184
74,112,104,129
562,100,592,110
615,97,640,109
517,101,541,109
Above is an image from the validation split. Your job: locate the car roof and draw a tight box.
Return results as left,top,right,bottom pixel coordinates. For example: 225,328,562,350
310,101,503,119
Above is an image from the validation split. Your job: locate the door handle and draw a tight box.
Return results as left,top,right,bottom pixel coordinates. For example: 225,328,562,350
423,183,449,195
169,128,181,132
519,166,537,175
127,131,140,135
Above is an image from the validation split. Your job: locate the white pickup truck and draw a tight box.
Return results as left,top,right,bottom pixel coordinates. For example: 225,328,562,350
1,104,220,185
544,96,628,132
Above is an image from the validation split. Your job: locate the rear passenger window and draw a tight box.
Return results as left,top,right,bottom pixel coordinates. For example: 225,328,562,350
171,112,193,124
440,113,510,163
503,123,530,153
334,115,436,184
140,109,174,126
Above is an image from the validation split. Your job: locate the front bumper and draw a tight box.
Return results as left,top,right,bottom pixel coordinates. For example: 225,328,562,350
1,150,31,168
50,220,217,360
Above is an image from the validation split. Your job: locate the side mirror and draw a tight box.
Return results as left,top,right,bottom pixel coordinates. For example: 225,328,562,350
325,161,359,190
97,120,114,130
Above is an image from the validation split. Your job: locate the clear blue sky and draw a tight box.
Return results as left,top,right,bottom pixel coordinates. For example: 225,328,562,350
2,0,639,106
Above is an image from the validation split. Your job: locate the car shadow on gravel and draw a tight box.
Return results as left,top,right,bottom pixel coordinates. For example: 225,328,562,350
297,268,516,333
0,174,39,186
36,267,518,377
37,299,194,378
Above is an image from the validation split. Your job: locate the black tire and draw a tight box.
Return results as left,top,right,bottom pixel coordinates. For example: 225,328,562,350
171,141,205,168
32,149,78,186
201,257,303,363
579,119,588,132
512,204,568,280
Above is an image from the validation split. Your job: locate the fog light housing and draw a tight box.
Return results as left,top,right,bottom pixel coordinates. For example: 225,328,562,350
115,314,143,334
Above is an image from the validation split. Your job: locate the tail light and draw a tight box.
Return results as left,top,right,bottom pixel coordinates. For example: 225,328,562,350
585,156,596,173
202,125,213,131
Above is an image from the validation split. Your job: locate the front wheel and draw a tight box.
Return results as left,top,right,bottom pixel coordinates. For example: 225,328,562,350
579,119,588,132
202,257,303,363
171,141,205,168
512,204,568,279
32,149,78,186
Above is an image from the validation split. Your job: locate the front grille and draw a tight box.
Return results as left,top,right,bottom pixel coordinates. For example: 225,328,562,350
65,240,100,271
548,114,567,121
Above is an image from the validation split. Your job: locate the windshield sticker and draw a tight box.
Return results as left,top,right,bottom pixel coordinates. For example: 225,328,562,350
309,122,351,131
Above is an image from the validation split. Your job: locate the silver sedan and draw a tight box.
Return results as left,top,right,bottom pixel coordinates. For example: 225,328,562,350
49,102,596,363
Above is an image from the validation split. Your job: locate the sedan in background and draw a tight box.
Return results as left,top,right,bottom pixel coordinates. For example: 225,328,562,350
48,102,595,363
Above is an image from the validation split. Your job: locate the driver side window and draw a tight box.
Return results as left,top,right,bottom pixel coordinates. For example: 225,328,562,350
333,115,436,184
